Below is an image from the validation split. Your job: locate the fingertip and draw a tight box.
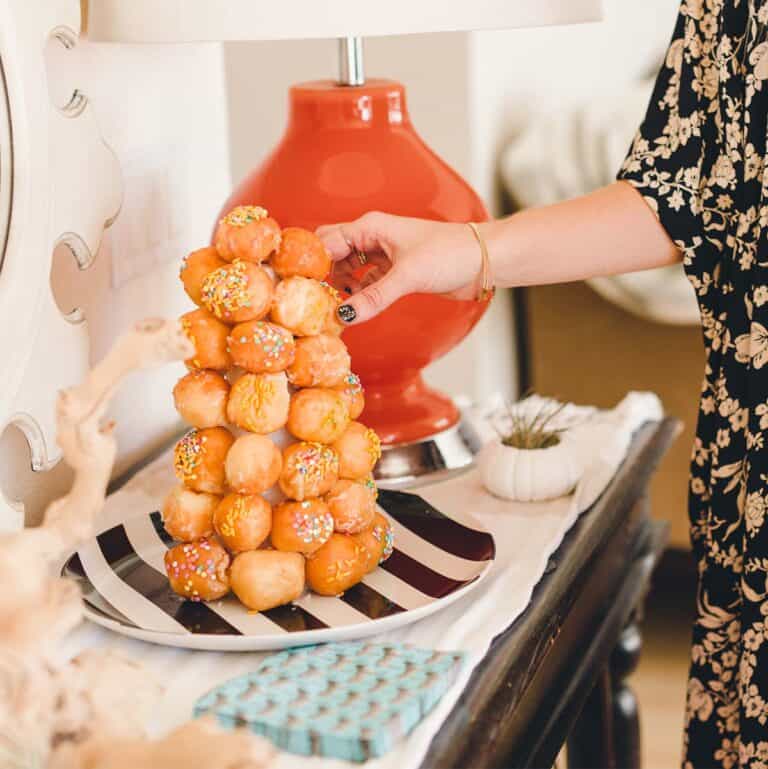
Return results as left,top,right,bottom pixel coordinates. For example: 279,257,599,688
315,225,353,261
336,303,358,324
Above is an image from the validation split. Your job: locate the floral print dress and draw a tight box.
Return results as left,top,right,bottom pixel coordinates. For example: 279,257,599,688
620,1,768,766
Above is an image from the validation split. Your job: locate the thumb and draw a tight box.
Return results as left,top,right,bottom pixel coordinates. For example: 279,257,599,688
337,267,410,325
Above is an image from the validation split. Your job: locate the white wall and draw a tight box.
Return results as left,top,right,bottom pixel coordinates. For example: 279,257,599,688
0,36,232,525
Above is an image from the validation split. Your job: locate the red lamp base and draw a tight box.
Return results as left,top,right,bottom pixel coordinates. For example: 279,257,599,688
362,374,459,446
216,79,489,446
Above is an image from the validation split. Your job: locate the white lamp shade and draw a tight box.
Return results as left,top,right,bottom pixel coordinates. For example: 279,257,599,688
85,0,602,43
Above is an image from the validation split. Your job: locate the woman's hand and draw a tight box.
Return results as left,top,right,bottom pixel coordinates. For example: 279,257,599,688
316,212,484,325
315,183,682,326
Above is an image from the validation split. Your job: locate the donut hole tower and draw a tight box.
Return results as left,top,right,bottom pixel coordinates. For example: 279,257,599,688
166,206,393,611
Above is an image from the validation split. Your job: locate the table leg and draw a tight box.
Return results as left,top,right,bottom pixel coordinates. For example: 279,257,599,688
610,621,642,768
566,618,642,769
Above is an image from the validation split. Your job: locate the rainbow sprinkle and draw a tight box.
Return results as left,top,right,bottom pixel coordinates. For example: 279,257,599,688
290,442,339,484
373,522,395,563
240,322,290,366
362,476,379,500
221,205,268,227
165,539,219,602
293,504,334,545
201,260,253,319
173,429,205,483
342,373,364,397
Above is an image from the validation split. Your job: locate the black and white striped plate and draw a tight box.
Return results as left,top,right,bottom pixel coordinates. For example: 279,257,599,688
63,489,495,651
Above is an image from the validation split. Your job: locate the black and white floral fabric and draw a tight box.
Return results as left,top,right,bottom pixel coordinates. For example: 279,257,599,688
620,1,768,766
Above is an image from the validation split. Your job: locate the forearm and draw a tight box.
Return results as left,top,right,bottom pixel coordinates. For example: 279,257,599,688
485,181,681,288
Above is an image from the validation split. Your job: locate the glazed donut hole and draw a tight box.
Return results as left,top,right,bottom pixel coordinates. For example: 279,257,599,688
212,493,272,553
305,533,367,596
278,441,339,501
332,421,382,479
353,511,394,573
324,478,377,534
270,276,331,336
228,320,295,374
332,373,365,421
166,207,388,611
214,205,282,264
173,369,230,428
173,426,234,494
162,485,219,542
287,334,351,388
271,227,332,281
229,550,305,612
201,261,274,324
225,433,283,495
287,387,350,444
320,281,345,336
271,499,334,555
226,371,290,434
181,309,232,371
180,247,226,306
164,537,230,601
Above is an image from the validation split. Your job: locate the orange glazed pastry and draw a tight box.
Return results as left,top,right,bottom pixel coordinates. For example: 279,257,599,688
213,493,272,553
271,227,331,281
164,537,230,601
287,388,350,444
214,205,282,264
332,373,365,421
229,550,305,612
180,246,226,306
228,320,295,374
353,511,394,573
201,261,274,324
226,372,290,434
173,370,230,428
161,485,219,543
270,276,331,336
271,499,334,555
279,442,339,501
324,478,377,534
320,281,344,336
173,426,234,494
225,433,282,495
181,309,231,371
306,533,367,596
332,421,382,479
287,334,351,388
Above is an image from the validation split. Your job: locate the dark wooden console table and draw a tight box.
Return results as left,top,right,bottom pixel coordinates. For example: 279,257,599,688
421,418,678,769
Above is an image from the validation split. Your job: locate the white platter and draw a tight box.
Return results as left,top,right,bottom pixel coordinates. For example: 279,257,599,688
63,489,495,651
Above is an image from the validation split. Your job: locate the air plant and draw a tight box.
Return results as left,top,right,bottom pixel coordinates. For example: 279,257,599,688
493,399,568,450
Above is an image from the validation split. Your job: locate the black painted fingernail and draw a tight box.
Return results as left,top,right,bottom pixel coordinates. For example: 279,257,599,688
337,304,357,323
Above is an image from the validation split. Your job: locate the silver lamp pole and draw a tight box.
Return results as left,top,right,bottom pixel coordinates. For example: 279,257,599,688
338,36,365,86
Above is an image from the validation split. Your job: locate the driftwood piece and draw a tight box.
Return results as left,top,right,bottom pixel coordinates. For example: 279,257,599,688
48,718,275,769
0,319,275,769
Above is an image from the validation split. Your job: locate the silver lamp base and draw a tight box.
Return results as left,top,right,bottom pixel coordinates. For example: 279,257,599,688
373,416,486,490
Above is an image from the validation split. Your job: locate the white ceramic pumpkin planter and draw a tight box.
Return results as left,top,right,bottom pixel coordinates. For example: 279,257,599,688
477,431,584,502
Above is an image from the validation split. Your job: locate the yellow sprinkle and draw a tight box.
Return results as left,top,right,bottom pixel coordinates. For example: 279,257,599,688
221,205,268,227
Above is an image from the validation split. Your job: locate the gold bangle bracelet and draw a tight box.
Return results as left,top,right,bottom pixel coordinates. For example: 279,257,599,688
467,222,495,302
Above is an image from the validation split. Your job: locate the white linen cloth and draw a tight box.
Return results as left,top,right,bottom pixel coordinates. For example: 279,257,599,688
59,391,663,768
